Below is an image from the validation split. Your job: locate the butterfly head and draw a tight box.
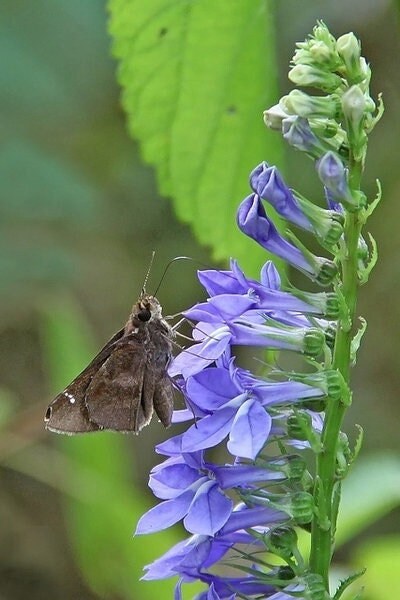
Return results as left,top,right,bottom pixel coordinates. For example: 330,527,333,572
133,294,162,323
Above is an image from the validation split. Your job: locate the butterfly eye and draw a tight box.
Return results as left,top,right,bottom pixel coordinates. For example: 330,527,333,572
138,308,151,322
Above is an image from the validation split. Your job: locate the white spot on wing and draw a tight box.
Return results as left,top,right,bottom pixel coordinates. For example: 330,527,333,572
64,391,76,404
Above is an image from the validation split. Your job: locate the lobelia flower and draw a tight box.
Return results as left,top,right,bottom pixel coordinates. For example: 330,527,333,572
281,116,338,157
316,151,356,207
134,24,379,600
236,193,337,284
249,162,344,245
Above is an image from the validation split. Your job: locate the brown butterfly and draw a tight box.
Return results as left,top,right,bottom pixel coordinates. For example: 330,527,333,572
44,294,174,434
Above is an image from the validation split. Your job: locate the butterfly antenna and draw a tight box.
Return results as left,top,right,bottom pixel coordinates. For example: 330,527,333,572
141,251,156,296
153,256,212,297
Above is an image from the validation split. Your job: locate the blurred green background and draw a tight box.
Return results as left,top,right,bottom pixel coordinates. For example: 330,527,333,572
0,1,399,599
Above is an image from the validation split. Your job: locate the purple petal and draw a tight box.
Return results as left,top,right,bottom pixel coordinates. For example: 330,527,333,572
184,481,233,535
212,464,285,489
142,535,211,580
198,269,243,296
183,302,222,323
149,461,200,499
156,433,184,456
169,328,232,378
229,259,248,288
181,402,241,452
198,575,274,599
186,368,240,411
250,163,312,231
229,320,304,350
220,505,288,535
172,409,199,423
227,399,272,459
260,261,281,289
236,372,323,405
135,488,196,534
237,194,315,275
174,579,183,600
207,294,255,320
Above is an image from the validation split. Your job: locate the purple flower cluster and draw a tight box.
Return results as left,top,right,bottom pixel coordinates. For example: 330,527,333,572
135,173,340,596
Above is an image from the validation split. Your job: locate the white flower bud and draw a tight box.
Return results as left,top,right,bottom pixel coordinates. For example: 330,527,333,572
263,103,288,130
341,85,366,124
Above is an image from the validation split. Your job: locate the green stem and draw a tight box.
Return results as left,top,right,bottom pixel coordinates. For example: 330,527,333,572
309,159,363,591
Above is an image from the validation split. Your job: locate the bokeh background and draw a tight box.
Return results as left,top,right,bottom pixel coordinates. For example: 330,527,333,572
1,1,399,599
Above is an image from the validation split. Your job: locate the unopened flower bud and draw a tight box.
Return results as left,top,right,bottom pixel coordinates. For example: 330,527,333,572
336,33,362,82
282,117,335,159
280,90,340,119
316,152,356,207
315,259,338,286
324,324,337,349
342,86,368,160
287,411,313,440
301,573,329,600
249,162,312,231
290,491,314,525
285,455,307,482
303,329,325,357
263,103,288,130
268,526,298,559
289,64,342,93
342,85,366,124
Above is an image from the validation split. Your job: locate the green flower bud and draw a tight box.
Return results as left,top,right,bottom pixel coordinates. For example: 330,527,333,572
324,323,337,350
301,573,330,600
290,491,314,525
287,411,313,441
289,64,342,93
336,32,362,82
293,22,339,70
342,85,368,160
276,566,296,581
342,85,366,125
268,526,298,559
315,258,338,286
285,454,307,482
303,328,325,357
280,90,340,119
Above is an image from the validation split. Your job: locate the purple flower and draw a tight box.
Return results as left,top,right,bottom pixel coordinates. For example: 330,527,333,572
136,117,343,597
237,194,336,284
136,451,233,536
282,116,336,158
197,259,323,315
249,162,312,231
316,151,354,206
143,504,288,582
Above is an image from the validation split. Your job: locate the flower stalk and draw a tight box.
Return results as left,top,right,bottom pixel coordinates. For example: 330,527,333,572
136,22,381,600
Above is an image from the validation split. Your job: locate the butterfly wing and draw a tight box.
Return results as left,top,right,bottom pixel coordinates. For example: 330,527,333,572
44,329,124,434
153,375,174,428
85,339,155,433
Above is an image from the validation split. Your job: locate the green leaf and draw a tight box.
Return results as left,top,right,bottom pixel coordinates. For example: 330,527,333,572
109,0,283,274
354,535,400,600
336,453,400,545
40,298,186,599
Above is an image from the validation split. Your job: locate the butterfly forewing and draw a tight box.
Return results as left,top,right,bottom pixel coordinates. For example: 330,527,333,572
45,329,125,434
